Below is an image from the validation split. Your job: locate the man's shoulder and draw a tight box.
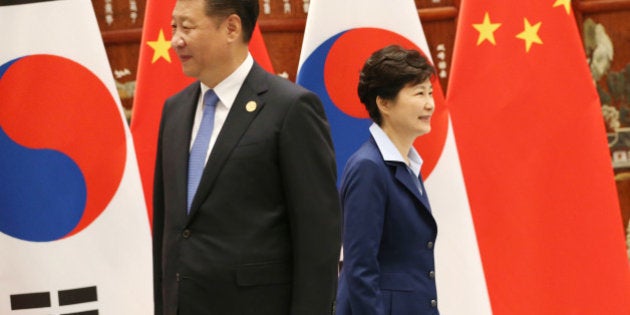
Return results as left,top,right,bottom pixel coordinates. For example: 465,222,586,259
166,81,199,103
248,64,313,99
271,76,312,98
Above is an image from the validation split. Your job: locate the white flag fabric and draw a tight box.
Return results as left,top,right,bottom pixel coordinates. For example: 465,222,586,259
297,1,492,313
0,1,153,314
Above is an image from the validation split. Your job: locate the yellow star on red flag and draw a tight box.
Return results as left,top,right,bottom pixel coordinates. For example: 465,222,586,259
473,12,502,45
553,0,572,15
147,29,172,63
516,18,543,52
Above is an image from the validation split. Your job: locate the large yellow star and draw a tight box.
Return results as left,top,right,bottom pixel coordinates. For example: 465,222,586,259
516,18,543,52
553,0,572,15
147,29,172,63
473,12,502,45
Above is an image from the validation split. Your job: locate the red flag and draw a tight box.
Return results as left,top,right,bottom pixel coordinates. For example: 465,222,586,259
447,0,630,314
131,1,274,223
250,25,274,73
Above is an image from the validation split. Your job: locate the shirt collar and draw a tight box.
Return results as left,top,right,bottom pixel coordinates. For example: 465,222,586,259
199,53,254,110
369,123,423,177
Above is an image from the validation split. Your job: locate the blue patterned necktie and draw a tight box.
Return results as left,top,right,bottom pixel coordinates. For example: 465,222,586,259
187,89,219,213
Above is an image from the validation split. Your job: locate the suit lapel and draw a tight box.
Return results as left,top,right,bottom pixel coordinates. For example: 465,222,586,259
187,64,268,219
416,175,432,213
390,162,432,213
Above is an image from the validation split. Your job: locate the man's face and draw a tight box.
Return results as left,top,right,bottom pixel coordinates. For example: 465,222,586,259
171,0,229,81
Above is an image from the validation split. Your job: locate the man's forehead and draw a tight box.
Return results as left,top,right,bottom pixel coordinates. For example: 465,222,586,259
172,0,205,17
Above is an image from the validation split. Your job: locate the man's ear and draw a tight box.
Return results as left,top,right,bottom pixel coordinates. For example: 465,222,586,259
224,14,242,42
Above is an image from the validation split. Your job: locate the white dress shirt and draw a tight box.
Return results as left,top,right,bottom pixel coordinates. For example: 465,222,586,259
189,54,254,165
369,123,424,195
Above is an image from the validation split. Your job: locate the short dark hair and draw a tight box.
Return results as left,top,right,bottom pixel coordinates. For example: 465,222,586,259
357,45,435,125
204,0,259,42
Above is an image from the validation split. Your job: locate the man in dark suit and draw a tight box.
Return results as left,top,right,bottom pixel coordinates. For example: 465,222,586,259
152,0,341,314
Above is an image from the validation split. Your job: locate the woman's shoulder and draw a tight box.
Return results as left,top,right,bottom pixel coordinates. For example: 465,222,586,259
344,139,385,173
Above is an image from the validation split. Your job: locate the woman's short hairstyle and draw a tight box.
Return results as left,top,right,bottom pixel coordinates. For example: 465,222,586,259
357,45,435,125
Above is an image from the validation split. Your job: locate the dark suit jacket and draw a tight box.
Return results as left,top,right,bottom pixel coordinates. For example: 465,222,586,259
153,63,341,315
335,136,439,315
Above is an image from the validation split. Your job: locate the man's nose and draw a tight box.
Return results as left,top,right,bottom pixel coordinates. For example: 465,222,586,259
171,33,184,48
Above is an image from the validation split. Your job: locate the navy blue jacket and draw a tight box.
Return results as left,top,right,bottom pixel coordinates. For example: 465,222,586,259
336,136,439,315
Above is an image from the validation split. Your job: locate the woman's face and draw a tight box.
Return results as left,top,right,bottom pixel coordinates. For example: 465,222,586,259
380,79,435,138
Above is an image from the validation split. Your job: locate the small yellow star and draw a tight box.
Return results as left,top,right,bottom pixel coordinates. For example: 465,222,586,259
516,18,543,52
147,29,172,63
553,0,572,15
473,12,502,45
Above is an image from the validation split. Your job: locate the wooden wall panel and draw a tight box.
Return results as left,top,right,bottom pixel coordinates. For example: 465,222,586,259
617,174,630,235
93,0,145,119
415,0,456,8
575,0,630,237
260,31,304,81
418,11,457,91
258,0,306,81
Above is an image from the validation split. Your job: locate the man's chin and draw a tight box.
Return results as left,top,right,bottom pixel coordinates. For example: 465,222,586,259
180,64,198,78
181,69,194,77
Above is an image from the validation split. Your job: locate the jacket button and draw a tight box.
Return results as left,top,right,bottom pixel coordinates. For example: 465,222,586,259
431,299,437,307
427,241,434,249
182,229,191,238
429,270,435,279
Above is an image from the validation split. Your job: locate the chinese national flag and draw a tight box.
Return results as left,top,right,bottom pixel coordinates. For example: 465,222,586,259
131,1,274,223
447,0,630,314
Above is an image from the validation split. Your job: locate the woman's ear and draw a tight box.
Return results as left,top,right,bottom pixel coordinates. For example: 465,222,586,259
376,95,390,116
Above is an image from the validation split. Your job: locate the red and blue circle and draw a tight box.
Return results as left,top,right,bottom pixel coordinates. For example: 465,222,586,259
297,28,447,180
0,54,126,242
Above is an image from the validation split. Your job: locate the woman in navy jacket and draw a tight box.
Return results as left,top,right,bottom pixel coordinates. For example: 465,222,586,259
335,45,439,315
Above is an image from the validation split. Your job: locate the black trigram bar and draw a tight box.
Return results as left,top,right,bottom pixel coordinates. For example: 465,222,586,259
61,310,99,315
10,291,51,310
58,286,98,306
